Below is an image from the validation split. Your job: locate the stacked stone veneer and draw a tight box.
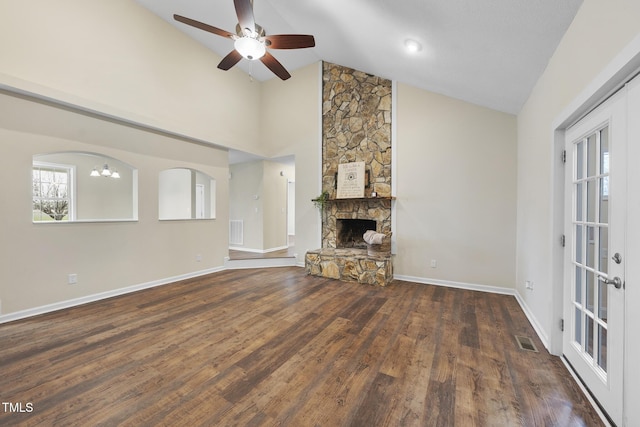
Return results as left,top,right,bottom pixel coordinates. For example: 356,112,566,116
305,62,393,286
305,248,393,286
321,62,392,248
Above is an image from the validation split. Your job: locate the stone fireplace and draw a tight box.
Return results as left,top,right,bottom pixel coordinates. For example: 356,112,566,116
305,62,394,286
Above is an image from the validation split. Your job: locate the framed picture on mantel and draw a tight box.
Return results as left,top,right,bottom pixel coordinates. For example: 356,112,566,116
336,161,365,199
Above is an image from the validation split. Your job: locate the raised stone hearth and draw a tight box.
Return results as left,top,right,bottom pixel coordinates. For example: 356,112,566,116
305,248,393,286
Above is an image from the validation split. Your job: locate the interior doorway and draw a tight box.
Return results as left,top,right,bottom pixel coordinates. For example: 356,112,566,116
227,150,296,260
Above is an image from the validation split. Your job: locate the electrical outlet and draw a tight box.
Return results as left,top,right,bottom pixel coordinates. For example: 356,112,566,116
525,280,534,290
68,274,78,285
430,259,437,268
196,254,202,262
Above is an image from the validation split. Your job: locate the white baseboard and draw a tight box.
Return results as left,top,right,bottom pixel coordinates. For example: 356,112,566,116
0,266,224,325
393,274,516,296
224,257,298,269
228,245,289,254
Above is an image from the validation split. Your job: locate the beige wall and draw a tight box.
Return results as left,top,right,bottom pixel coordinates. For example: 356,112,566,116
395,85,518,288
260,63,322,263
516,0,640,344
0,92,230,316
517,2,640,421
262,161,289,250
0,0,263,155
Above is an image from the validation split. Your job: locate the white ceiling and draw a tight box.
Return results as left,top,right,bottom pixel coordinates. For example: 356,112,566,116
135,0,582,115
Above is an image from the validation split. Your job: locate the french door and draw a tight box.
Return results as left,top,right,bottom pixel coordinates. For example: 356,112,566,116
563,88,627,425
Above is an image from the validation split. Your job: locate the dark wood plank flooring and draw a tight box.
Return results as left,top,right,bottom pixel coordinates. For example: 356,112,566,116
0,267,602,426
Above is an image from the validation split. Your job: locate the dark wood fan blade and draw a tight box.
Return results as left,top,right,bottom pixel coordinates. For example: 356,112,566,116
264,34,315,49
234,0,255,34
218,50,243,70
260,52,291,80
174,14,235,39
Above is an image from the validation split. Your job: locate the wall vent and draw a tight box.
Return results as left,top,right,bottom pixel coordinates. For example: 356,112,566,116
229,220,244,246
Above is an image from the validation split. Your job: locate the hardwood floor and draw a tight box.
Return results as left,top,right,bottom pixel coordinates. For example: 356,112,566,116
0,267,602,426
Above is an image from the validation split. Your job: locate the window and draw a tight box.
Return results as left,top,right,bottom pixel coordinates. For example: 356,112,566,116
33,162,75,222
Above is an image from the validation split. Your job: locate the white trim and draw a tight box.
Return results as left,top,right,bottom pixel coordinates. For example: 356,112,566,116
228,245,288,254
393,274,516,295
224,257,298,269
391,80,398,255
0,267,224,325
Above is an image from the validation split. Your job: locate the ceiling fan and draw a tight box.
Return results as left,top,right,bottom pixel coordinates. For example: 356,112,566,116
174,0,315,80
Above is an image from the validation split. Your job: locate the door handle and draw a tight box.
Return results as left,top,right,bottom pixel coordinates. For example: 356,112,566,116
597,275,623,289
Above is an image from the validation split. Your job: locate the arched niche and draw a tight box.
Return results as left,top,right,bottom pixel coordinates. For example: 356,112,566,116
32,152,138,222
158,168,216,220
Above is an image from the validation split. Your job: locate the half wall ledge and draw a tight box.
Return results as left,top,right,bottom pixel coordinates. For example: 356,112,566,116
305,248,393,286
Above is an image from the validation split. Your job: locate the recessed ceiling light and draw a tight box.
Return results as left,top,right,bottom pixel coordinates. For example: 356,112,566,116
404,39,422,53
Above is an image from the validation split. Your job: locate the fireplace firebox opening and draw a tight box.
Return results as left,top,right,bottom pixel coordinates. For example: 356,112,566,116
336,219,377,249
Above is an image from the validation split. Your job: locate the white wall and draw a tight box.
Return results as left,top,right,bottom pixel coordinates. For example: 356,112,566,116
395,85,518,289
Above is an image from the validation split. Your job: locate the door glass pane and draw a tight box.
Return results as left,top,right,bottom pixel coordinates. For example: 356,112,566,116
586,272,595,313
586,315,594,357
575,225,583,264
598,325,607,371
599,178,609,224
575,266,582,303
587,134,597,177
599,281,608,321
575,307,582,345
586,226,595,268
600,126,609,173
599,227,608,274
587,180,596,222
577,140,585,179
576,182,583,221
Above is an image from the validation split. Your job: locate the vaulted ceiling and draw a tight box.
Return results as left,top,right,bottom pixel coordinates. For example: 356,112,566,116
136,0,583,115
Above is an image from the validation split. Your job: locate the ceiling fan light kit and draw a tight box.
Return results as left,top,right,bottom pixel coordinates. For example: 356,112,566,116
234,36,266,60
174,0,315,80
